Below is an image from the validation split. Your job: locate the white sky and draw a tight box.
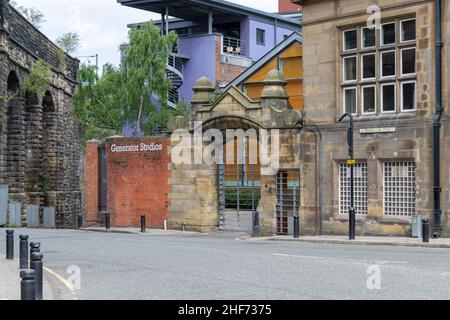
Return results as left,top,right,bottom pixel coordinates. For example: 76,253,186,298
13,0,279,68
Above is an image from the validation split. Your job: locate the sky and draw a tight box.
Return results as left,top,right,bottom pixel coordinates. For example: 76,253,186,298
13,0,279,69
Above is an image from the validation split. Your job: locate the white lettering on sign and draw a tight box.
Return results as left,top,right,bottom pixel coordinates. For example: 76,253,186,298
359,127,396,134
110,143,163,153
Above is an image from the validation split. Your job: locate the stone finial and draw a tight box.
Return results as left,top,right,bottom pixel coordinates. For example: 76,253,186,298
260,69,289,111
190,76,215,110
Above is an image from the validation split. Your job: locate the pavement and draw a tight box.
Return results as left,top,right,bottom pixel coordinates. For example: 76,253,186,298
79,227,204,236
0,253,56,300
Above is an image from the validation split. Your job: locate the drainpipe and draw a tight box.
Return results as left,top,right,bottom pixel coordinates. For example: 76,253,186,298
433,0,443,238
302,125,324,236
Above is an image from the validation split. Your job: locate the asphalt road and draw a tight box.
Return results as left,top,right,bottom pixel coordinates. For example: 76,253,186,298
1,228,450,300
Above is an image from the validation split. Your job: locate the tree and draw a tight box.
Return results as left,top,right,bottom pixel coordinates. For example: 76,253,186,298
10,1,46,29
74,21,185,141
23,60,52,97
56,32,81,54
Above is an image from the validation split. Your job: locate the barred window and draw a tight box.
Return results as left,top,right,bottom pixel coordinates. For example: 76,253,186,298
339,162,368,215
383,162,416,216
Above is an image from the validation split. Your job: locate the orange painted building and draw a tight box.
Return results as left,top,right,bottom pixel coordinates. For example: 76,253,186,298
226,32,303,111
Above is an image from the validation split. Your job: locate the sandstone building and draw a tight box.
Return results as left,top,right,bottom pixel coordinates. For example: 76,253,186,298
0,0,82,228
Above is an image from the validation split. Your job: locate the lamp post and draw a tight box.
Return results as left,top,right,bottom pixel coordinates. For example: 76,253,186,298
339,113,356,240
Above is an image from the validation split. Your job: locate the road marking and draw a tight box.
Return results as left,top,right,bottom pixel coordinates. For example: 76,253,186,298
274,253,408,265
43,266,78,299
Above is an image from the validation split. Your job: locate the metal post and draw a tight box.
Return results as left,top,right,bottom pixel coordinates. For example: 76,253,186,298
293,216,300,238
105,211,110,230
141,215,146,233
339,113,356,240
19,235,29,269
20,269,36,301
30,253,43,300
6,229,14,260
252,211,261,237
422,219,430,243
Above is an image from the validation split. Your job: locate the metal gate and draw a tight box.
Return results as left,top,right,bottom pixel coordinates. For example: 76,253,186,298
218,163,260,232
276,171,300,235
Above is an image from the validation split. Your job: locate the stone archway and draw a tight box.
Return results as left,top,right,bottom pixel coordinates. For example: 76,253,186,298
167,70,303,235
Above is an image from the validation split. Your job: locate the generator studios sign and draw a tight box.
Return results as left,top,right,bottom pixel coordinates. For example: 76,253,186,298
110,142,164,153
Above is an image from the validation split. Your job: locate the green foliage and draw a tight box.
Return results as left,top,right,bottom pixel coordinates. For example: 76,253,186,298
57,48,67,72
23,60,52,97
225,187,261,210
11,1,46,29
74,22,183,141
40,167,49,201
56,32,81,54
208,86,224,104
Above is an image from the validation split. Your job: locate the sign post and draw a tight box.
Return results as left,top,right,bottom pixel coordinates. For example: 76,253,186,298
339,113,356,240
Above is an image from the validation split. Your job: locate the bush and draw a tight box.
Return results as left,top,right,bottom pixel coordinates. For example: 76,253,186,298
225,187,261,210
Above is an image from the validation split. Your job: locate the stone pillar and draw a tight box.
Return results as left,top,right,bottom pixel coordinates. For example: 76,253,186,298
42,111,58,207
7,97,26,224
25,100,43,206
190,76,215,114
85,139,101,226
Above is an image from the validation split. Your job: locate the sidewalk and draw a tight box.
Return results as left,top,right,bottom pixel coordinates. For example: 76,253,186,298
80,227,205,237
0,254,54,300
240,235,450,249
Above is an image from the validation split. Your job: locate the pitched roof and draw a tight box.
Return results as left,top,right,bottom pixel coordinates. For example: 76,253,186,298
225,31,302,90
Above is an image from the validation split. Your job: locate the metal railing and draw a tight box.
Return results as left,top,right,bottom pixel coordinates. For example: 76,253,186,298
168,54,184,74
222,36,246,57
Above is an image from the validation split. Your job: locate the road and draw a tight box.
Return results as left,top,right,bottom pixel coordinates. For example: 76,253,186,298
1,228,450,300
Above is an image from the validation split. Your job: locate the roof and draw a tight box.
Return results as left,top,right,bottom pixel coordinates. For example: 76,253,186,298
117,0,299,28
225,31,302,90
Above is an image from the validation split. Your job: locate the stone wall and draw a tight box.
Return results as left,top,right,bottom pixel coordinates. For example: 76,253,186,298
0,0,82,228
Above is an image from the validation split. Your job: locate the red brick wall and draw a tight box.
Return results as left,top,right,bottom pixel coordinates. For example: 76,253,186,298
105,137,171,228
85,140,100,226
215,35,248,84
278,0,302,13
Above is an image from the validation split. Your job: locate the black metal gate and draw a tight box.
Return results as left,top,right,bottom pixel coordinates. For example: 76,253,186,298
276,171,300,235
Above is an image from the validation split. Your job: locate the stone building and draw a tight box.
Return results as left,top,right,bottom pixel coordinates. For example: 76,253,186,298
0,0,82,228
292,0,449,237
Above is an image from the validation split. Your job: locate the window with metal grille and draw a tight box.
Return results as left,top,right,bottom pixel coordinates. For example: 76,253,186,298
339,162,368,215
383,162,416,216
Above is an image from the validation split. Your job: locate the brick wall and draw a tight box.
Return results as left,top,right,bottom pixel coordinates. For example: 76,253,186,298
105,137,171,228
215,35,248,84
85,140,100,226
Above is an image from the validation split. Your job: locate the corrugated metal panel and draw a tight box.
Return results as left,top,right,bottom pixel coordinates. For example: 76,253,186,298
43,206,56,229
27,204,40,228
0,185,8,226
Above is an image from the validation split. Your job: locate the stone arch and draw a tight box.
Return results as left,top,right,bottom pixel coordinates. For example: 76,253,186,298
42,91,55,113
7,71,20,93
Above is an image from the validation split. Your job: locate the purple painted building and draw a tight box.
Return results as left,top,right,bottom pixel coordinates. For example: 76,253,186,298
119,0,300,107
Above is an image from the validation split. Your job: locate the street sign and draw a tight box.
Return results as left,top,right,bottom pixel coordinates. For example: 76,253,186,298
346,159,356,165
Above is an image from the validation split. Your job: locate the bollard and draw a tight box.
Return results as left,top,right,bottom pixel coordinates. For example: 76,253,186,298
6,230,14,260
29,242,40,268
422,219,430,243
77,214,83,229
19,235,29,269
293,216,300,239
252,211,261,237
105,212,110,230
30,253,43,300
20,269,36,301
140,215,146,233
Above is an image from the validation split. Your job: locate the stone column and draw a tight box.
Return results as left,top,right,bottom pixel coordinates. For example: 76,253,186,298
42,111,58,207
25,100,43,206
7,97,26,224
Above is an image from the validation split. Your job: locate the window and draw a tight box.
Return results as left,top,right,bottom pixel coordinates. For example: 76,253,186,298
401,19,416,42
381,50,396,77
384,162,416,216
339,162,368,215
343,56,357,82
381,23,396,45
344,87,357,114
381,83,396,112
343,29,357,51
341,18,416,115
361,53,376,79
362,27,376,48
362,85,376,114
401,81,416,111
401,48,416,75
256,28,265,45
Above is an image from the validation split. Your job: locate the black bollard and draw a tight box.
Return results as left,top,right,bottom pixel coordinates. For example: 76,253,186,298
19,235,29,269
252,211,261,237
141,215,146,233
293,216,300,238
6,230,14,260
30,253,43,300
77,214,83,229
422,219,430,243
20,269,36,301
29,242,40,268
105,212,110,230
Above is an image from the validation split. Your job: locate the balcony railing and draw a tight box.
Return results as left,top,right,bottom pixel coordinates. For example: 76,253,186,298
168,54,184,74
222,37,246,57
